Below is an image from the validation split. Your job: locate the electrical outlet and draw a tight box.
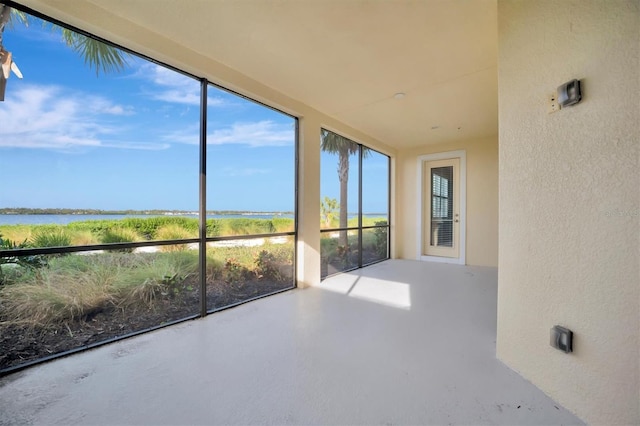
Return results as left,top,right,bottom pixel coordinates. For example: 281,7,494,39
548,93,560,114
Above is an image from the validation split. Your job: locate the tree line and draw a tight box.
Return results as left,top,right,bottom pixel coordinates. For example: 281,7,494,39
0,208,294,216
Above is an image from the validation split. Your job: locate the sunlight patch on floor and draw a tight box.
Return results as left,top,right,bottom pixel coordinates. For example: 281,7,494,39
319,272,411,309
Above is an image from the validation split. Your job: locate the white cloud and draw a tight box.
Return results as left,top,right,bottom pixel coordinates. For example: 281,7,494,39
141,64,226,106
163,126,200,145
88,98,135,116
162,120,294,147
209,121,294,147
0,85,166,151
101,141,171,150
221,167,272,177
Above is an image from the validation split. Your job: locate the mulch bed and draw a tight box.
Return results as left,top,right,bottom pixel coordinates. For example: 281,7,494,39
0,277,293,373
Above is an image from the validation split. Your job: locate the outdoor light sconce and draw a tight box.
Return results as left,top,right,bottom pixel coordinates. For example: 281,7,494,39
550,325,573,353
557,79,581,107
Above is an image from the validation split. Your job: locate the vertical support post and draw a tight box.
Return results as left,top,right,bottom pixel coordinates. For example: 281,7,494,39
293,118,300,287
296,118,321,288
387,155,391,259
358,144,363,268
199,79,208,317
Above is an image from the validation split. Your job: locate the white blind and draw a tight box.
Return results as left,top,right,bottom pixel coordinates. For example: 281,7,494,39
430,166,454,247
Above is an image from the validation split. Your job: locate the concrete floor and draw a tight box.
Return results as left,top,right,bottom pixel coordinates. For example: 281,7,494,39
0,260,583,425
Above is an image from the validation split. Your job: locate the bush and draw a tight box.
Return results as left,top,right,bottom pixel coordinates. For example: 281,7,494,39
0,233,47,285
114,252,198,309
69,230,100,246
373,221,388,257
120,217,198,239
31,229,71,248
156,224,196,252
66,219,116,236
254,250,283,281
0,251,200,325
223,257,250,284
102,228,140,244
66,217,199,240
0,256,116,325
102,228,141,252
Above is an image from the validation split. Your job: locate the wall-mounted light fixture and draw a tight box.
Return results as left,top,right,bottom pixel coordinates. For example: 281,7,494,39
550,325,573,353
557,79,582,107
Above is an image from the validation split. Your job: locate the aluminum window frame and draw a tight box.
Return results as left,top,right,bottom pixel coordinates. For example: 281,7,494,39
320,130,391,280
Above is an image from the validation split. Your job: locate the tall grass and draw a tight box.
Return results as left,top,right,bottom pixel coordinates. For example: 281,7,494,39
0,225,33,243
0,235,296,329
69,230,100,246
216,218,275,236
113,251,199,309
0,256,117,325
0,252,200,326
156,224,196,252
102,227,141,243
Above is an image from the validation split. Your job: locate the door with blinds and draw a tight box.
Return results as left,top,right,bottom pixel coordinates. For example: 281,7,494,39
423,158,460,258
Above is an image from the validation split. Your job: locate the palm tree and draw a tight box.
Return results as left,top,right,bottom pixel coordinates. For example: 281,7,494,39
320,129,369,247
0,3,128,100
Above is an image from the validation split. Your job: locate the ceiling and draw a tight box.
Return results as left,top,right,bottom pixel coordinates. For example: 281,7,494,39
19,0,498,150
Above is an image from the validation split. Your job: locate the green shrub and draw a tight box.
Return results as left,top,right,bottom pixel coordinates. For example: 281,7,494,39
114,252,198,309
102,228,140,244
120,217,199,239
0,233,47,285
102,228,141,252
66,219,116,235
66,217,199,240
156,224,196,252
31,228,71,248
0,251,201,326
373,221,388,257
254,250,282,281
223,257,250,284
0,255,116,325
69,230,100,246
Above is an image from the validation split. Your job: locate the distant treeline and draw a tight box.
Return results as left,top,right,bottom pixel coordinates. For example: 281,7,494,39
0,208,294,216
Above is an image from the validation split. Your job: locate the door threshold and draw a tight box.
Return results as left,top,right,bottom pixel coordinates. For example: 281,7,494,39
419,255,464,265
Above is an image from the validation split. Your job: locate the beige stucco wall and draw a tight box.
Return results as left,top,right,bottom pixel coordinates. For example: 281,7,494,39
497,1,640,424
395,136,498,267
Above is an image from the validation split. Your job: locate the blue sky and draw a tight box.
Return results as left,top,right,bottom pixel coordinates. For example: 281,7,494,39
0,12,388,214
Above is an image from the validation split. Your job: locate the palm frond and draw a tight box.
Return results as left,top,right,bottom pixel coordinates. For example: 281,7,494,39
320,129,371,157
61,29,128,76
9,8,28,27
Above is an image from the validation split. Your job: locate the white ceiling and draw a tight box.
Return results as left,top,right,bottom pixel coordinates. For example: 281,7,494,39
20,0,498,150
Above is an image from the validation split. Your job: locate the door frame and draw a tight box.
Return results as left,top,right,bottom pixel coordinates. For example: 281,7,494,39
416,150,466,265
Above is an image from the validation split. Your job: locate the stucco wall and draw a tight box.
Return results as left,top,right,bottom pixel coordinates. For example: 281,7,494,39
497,1,640,424
395,137,498,267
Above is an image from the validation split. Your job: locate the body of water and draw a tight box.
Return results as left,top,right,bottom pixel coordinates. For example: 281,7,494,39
0,214,294,226
0,213,387,226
